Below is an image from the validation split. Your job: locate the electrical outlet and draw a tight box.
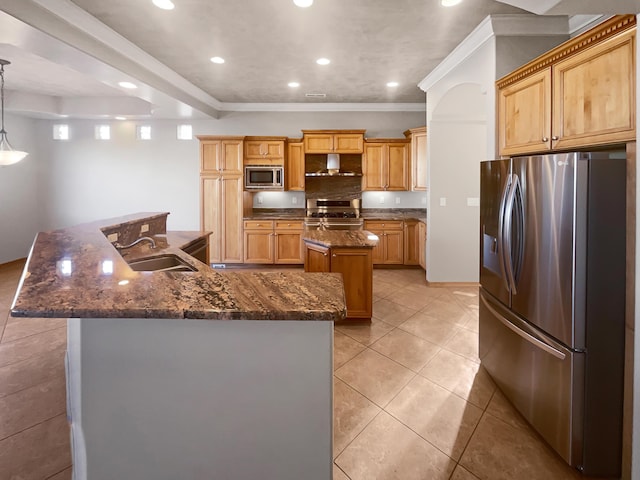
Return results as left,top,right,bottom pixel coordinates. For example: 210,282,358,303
421,197,427,205
257,195,263,205
107,233,119,242
439,197,447,207
379,196,385,204
395,197,401,205
292,197,298,205
140,224,149,233
467,197,480,207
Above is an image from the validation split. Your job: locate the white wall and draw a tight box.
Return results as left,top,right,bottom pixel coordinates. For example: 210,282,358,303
1,111,424,262
0,114,42,264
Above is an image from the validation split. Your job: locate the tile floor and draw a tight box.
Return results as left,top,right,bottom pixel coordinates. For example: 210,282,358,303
0,262,589,479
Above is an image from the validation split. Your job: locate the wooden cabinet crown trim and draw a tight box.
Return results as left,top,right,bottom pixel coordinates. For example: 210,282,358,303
301,130,367,134
244,136,288,141
496,14,636,89
197,135,246,141
403,126,426,137
365,138,410,144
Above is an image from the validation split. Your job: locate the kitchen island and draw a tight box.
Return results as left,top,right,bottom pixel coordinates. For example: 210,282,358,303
303,230,379,321
11,212,345,480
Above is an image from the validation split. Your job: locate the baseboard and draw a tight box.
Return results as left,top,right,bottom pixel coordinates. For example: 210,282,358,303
425,281,480,288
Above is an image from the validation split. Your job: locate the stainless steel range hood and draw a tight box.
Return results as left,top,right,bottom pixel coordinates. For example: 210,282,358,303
305,153,362,177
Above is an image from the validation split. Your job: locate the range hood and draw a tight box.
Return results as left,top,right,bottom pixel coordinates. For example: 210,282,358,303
305,153,362,177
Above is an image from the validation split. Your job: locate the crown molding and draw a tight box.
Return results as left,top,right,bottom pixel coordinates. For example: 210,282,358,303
220,103,426,113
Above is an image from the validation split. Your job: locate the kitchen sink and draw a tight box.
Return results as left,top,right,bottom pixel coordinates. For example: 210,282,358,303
127,254,197,272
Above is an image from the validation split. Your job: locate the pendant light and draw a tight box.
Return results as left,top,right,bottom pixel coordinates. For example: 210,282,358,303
0,59,28,166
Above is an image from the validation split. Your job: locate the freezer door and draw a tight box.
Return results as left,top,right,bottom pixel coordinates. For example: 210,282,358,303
510,153,580,349
479,290,584,468
479,159,511,307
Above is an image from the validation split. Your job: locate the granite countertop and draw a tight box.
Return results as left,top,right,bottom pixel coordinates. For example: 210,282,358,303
303,230,379,248
11,213,346,321
244,209,306,220
244,208,426,223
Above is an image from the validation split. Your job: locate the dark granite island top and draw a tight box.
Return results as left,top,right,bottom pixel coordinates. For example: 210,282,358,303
10,212,346,321
302,229,380,248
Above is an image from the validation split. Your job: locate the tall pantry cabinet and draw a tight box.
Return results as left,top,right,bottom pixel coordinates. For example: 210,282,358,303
198,136,244,264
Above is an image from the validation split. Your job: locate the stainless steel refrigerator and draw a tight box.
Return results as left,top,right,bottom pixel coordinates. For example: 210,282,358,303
479,151,626,477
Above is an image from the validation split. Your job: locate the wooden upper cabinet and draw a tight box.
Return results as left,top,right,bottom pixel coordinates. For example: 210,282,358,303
498,69,552,155
198,136,244,174
362,140,408,191
405,127,427,191
302,130,365,153
552,27,635,150
244,137,286,165
496,15,636,156
286,139,305,191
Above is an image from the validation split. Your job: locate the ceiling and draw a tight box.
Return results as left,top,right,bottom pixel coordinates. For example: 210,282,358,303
0,0,637,119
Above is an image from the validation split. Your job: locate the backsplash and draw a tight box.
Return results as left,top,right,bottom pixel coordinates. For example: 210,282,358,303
253,191,427,209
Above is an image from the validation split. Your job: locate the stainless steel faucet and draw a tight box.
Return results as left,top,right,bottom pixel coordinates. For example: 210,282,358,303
114,236,156,250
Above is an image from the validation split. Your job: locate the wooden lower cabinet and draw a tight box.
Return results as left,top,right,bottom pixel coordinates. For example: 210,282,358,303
365,220,404,265
202,175,244,264
304,244,373,320
418,221,426,270
403,220,420,266
244,220,304,264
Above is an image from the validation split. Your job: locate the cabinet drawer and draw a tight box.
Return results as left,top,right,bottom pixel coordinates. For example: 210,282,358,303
243,220,274,230
365,220,403,231
274,220,304,230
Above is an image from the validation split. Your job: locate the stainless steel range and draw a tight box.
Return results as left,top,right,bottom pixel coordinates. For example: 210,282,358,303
304,198,363,230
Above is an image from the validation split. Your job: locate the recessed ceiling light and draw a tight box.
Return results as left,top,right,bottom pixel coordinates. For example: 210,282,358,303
152,0,175,10
118,81,137,89
210,56,225,64
441,0,462,6
316,58,330,66
386,81,399,87
115,116,126,120
288,82,300,88
293,0,313,6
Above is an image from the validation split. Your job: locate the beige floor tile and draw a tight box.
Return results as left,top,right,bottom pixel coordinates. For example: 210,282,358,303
463,312,479,333
334,331,366,370
460,412,581,480
398,312,461,346
444,327,480,363
372,298,417,326
0,348,66,398
450,465,481,480
421,297,471,327
333,464,350,480
420,349,495,409
333,378,380,458
0,414,71,480
370,329,440,372
335,349,415,407
485,389,530,431
0,327,67,368
47,466,72,480
386,289,432,311
372,279,400,300
335,317,394,346
335,411,456,480
2,317,67,344
451,287,479,309
0,376,66,441
386,375,483,461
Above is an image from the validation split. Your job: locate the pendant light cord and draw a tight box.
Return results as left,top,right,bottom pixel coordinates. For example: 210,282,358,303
0,62,5,135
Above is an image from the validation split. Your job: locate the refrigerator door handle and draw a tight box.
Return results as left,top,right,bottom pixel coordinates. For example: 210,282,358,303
480,295,566,360
503,174,520,295
497,173,512,292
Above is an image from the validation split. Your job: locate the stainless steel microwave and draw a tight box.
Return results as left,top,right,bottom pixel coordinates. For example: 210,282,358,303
244,166,284,190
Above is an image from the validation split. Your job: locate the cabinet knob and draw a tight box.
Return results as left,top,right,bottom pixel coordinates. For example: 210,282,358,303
551,135,559,141
332,254,336,257
323,253,327,256
542,137,549,142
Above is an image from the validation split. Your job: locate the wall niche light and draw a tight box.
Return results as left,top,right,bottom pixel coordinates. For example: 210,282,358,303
0,60,28,166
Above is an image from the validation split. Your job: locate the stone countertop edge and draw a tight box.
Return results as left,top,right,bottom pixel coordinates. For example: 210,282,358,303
10,213,346,322
302,230,379,248
245,208,426,222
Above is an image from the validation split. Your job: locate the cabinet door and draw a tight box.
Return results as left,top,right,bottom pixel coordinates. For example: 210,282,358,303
384,229,404,264
304,134,333,153
201,176,221,262
498,68,552,156
330,248,372,319
411,129,427,191
386,144,408,191
364,222,385,264
201,141,221,173
418,221,426,270
220,140,243,174
333,134,364,153
286,142,305,191
244,230,274,263
362,144,385,191
275,231,303,264
403,220,420,265
220,175,244,263
552,28,636,150
304,243,331,272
